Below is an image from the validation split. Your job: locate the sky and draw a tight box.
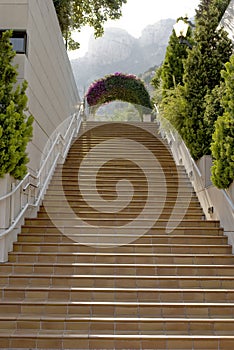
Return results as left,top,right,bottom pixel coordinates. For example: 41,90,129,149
68,0,201,59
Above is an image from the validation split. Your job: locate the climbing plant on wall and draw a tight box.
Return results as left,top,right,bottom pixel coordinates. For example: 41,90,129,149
86,73,152,118
0,30,33,180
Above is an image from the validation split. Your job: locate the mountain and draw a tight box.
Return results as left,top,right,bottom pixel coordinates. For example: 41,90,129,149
70,19,175,96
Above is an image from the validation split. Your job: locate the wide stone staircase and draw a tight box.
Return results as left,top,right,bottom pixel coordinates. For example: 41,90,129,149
0,121,234,349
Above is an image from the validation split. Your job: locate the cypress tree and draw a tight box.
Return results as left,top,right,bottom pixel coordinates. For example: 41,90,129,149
0,30,33,180
181,0,232,160
211,55,234,189
160,18,193,96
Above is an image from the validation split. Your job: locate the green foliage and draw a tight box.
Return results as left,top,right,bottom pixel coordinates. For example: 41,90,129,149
204,0,230,21
53,0,127,50
151,18,193,138
204,83,225,144
211,55,234,189
0,30,33,180
160,18,193,96
151,66,163,107
179,0,232,160
86,72,152,117
151,66,162,90
151,0,232,160
110,104,140,122
161,85,188,134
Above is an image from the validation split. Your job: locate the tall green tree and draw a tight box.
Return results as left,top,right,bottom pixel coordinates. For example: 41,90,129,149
180,0,232,160
210,0,230,21
53,0,127,50
211,55,234,189
0,30,33,179
160,18,193,96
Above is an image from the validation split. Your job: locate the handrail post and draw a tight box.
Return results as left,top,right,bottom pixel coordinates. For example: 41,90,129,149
10,183,15,225
0,175,13,232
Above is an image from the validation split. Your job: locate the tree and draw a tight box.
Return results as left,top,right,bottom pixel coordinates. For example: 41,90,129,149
211,55,234,189
151,66,163,107
160,85,189,134
0,30,33,180
203,83,225,145
160,17,193,96
53,0,127,50
180,0,232,160
209,0,231,21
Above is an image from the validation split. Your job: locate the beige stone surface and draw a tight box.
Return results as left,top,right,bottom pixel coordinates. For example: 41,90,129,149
0,0,80,173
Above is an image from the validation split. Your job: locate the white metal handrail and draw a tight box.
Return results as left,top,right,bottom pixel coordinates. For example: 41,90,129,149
0,174,31,201
155,104,234,229
154,106,213,212
0,110,82,239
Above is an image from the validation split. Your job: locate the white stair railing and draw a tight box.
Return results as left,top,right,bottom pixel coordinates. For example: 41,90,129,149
155,106,234,250
0,110,82,261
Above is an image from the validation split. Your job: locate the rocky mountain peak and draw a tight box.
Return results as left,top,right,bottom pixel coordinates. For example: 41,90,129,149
71,18,175,95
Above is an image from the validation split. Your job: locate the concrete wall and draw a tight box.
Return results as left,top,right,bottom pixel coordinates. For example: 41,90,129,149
0,0,80,173
220,0,234,45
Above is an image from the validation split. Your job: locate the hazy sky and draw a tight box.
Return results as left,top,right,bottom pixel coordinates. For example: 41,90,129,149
69,0,200,59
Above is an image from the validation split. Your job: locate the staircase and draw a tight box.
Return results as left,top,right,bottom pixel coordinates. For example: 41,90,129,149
0,121,234,349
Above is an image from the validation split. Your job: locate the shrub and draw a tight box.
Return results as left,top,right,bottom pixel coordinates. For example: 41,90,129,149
211,55,234,189
0,30,33,180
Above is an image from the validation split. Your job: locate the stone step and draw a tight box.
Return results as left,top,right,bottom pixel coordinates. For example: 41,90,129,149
1,262,234,277
68,140,168,145
64,157,176,164
42,199,202,208
14,233,227,245
17,234,226,247
54,168,188,175
56,162,185,170
8,252,234,266
1,301,234,318
1,332,233,350
1,315,234,336
69,140,167,144
47,184,194,191
7,252,234,265
49,182,194,193
1,287,234,302
38,209,204,220
12,242,231,254
21,226,221,235
46,192,194,199
2,275,234,289
45,190,195,197
38,212,205,220
67,150,169,154
23,217,220,228
57,166,182,172
1,260,234,277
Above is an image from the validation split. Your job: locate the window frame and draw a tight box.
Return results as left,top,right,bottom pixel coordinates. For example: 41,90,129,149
0,30,27,54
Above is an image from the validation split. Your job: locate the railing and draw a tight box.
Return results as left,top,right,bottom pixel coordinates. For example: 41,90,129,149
155,106,234,249
155,112,212,213
0,110,82,261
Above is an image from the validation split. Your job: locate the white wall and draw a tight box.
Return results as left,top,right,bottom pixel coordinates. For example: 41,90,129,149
0,0,80,173
219,0,234,45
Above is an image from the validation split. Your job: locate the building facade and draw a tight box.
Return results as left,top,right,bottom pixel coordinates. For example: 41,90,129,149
0,0,80,173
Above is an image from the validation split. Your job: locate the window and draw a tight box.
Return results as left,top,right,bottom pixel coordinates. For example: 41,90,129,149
0,30,27,54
